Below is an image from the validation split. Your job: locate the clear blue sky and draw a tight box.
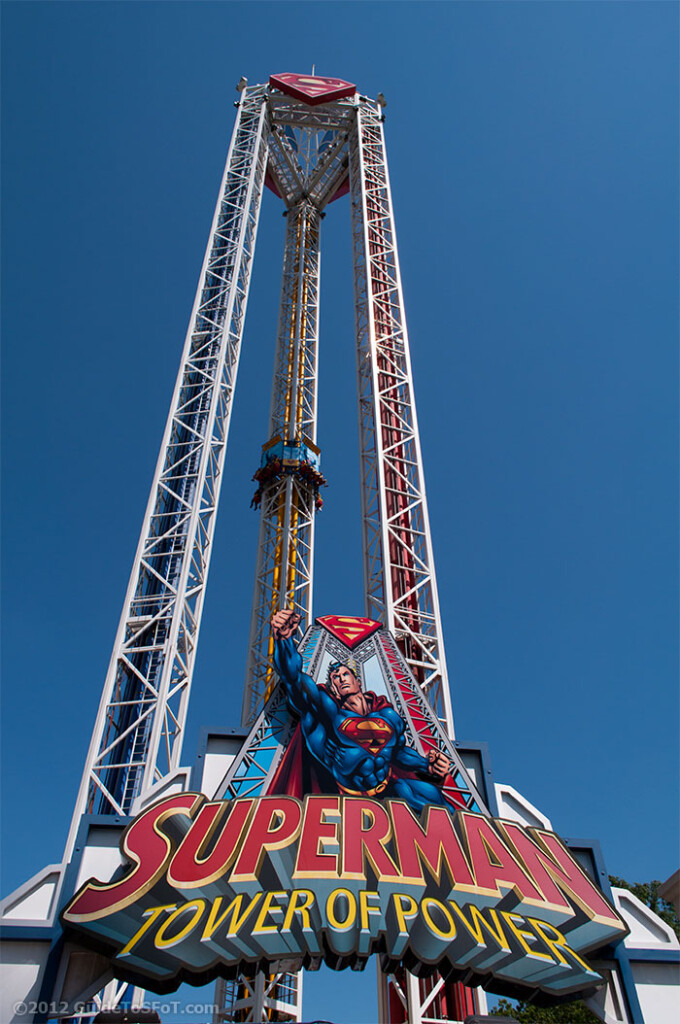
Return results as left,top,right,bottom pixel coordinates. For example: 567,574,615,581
2,2,677,1022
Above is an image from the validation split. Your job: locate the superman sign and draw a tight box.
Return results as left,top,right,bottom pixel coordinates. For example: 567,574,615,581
60,614,628,1002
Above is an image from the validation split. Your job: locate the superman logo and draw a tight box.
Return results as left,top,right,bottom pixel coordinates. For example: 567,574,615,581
269,72,356,107
339,717,393,755
316,614,382,649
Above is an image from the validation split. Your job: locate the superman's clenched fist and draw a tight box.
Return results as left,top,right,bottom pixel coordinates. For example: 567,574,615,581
272,608,301,640
427,748,451,779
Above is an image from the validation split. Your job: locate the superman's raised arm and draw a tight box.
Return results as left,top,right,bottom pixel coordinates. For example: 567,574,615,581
273,634,323,718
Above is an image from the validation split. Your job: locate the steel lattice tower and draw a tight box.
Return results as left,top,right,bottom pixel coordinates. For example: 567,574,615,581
242,197,322,728
36,74,476,1023
64,83,271,858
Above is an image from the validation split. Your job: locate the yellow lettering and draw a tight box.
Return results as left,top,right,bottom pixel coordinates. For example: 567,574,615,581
421,898,456,940
393,893,418,935
449,902,510,951
502,911,554,962
252,890,286,934
326,888,356,931
201,897,229,941
282,889,315,932
226,892,264,937
359,890,381,930
155,900,206,949
119,904,175,956
527,918,599,974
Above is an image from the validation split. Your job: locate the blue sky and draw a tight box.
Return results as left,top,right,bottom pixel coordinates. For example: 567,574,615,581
1,2,678,1021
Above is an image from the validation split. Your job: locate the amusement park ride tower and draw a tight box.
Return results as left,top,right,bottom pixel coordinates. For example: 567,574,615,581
4,71,666,1024
31,69,471,1023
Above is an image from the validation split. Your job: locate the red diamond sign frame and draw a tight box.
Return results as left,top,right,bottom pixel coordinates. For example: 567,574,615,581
269,73,356,107
315,614,382,648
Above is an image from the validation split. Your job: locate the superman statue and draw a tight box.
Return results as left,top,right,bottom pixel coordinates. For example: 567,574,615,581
271,609,451,814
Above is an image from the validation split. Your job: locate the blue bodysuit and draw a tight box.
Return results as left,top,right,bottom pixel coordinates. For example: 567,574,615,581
274,636,447,814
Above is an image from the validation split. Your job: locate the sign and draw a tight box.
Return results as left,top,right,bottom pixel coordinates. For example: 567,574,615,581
269,73,356,106
62,791,627,999
60,614,628,1001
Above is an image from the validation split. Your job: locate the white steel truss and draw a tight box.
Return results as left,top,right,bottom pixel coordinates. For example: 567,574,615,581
377,965,478,1024
266,92,354,210
242,201,322,726
268,203,321,443
213,971,302,1024
349,99,455,737
349,97,475,1022
64,84,270,857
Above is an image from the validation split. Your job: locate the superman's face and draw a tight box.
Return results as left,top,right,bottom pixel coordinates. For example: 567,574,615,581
329,665,361,699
